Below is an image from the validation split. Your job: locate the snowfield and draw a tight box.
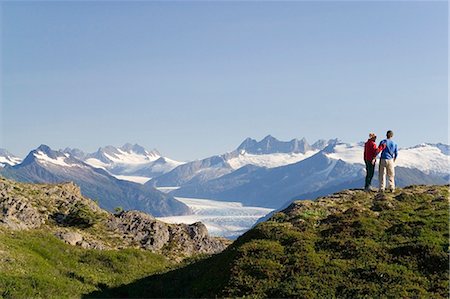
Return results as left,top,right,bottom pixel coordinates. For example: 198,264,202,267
326,143,364,165
396,144,450,175
325,143,449,175
157,197,273,239
34,151,77,168
227,151,318,169
112,175,152,184
104,148,160,164
0,156,22,167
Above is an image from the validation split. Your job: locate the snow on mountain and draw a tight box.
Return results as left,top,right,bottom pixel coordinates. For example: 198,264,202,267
149,136,334,188
111,175,152,184
325,143,365,165
172,150,365,208
323,142,449,175
64,143,184,179
0,149,22,167
173,141,448,210
227,151,318,169
21,145,86,169
237,135,313,154
84,158,109,169
33,150,78,168
396,144,449,175
1,145,190,217
85,144,161,168
131,157,185,178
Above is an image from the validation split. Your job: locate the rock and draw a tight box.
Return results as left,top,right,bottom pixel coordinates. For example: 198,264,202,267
0,194,44,230
55,231,83,245
188,222,208,240
0,177,228,257
108,211,227,255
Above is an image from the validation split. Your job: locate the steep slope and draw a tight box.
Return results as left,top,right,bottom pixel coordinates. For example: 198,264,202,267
0,177,228,298
0,145,189,216
88,185,449,298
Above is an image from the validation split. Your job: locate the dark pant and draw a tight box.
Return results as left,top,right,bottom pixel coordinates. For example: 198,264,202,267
365,160,375,188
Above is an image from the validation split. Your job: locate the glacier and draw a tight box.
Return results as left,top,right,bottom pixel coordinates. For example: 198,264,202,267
157,197,273,239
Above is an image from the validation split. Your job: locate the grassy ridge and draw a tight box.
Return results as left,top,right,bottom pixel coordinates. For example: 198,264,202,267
0,229,170,299
87,185,449,298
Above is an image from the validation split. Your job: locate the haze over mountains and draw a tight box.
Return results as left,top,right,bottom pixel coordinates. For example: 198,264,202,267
1,135,448,219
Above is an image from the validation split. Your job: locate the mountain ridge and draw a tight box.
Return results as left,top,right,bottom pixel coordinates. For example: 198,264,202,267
0,145,190,217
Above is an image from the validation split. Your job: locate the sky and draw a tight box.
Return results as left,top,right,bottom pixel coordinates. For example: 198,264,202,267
1,1,448,161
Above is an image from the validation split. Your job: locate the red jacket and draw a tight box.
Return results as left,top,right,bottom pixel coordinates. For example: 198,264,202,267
364,139,381,161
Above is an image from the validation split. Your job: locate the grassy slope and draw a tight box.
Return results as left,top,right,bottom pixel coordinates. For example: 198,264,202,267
0,229,170,299
87,185,449,298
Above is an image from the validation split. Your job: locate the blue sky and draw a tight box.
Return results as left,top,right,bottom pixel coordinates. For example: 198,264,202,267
1,1,447,160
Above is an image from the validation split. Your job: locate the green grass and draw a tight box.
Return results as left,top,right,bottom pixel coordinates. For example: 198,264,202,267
0,229,170,299
86,185,449,298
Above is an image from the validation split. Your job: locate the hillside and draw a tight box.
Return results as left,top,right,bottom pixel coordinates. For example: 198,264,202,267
0,177,228,298
88,185,449,298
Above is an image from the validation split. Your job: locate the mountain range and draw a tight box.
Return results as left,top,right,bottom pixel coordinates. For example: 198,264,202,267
63,143,184,182
0,149,22,167
0,145,189,217
168,141,448,208
1,136,448,215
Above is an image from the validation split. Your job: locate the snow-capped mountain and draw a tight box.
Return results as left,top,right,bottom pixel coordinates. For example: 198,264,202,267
0,149,22,167
172,150,366,208
86,143,161,167
0,145,190,217
63,143,184,181
149,136,331,187
2,138,447,213
172,142,448,208
323,142,450,176
148,155,235,187
237,135,312,154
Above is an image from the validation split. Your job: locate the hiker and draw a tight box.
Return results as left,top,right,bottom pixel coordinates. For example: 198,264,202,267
378,130,398,192
363,133,379,191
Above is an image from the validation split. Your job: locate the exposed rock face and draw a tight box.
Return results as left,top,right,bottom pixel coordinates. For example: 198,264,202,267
0,177,228,257
107,211,227,255
0,180,45,230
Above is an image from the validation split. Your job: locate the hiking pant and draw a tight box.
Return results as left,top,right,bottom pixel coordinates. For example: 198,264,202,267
364,160,375,188
379,158,395,191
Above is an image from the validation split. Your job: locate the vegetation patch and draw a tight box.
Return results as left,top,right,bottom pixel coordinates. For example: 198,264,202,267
87,185,449,298
0,229,170,299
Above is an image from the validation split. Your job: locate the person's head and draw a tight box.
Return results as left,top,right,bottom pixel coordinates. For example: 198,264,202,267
369,133,377,141
386,130,394,139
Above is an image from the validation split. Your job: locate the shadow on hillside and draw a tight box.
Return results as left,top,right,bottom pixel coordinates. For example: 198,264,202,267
82,249,235,299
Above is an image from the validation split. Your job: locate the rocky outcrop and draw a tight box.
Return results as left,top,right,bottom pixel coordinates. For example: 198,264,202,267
0,177,228,257
107,211,227,255
0,180,45,230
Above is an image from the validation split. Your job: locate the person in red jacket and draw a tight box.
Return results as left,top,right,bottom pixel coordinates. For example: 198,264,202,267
364,133,380,191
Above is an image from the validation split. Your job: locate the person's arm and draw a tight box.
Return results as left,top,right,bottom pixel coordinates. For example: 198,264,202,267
394,144,398,162
371,142,378,164
377,141,386,153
